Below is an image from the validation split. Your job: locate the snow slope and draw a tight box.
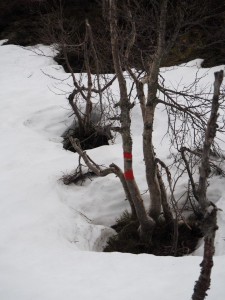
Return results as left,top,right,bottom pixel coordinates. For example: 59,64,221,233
0,42,225,299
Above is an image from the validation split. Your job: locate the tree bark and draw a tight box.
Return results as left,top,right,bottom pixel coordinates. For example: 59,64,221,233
192,70,223,300
143,0,168,221
197,70,224,211
192,208,217,300
108,0,155,239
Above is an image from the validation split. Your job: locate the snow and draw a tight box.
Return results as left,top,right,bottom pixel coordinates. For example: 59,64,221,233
0,42,225,299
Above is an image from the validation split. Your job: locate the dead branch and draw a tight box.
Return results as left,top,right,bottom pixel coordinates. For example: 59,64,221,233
69,136,137,218
180,147,199,202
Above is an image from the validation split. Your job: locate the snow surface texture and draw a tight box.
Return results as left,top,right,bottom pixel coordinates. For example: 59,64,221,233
0,43,225,299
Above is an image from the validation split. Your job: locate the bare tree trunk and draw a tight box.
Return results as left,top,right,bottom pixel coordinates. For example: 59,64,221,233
143,101,162,221
143,0,168,221
192,70,223,300
108,0,155,240
197,71,224,211
192,208,217,300
155,160,174,224
83,21,93,132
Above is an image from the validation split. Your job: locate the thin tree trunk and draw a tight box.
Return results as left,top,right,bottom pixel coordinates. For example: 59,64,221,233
83,21,93,132
197,70,224,211
192,70,223,300
143,102,162,221
143,0,168,221
155,160,174,224
108,0,155,239
192,208,217,300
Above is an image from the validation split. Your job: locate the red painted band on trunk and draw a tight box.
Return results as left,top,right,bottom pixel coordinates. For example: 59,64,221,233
124,169,134,180
124,152,132,159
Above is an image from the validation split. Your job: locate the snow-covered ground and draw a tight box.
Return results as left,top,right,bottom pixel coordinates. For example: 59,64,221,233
0,41,225,299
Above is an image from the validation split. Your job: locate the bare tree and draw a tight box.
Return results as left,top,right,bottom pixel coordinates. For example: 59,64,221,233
41,0,117,151
192,70,224,300
107,0,156,239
